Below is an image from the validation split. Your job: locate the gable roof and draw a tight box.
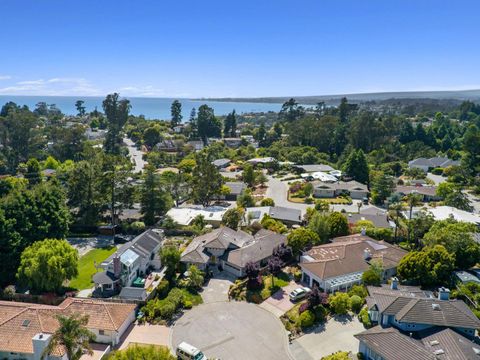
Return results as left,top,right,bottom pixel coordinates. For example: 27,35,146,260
0,298,135,355
212,158,231,167
295,164,335,173
224,229,286,268
396,185,438,197
347,213,391,228
355,326,434,360
225,182,247,196
409,157,460,169
314,180,368,192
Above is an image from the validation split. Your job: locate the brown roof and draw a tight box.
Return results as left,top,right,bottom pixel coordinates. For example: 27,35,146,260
355,326,434,360
396,185,438,197
0,298,136,355
300,234,407,280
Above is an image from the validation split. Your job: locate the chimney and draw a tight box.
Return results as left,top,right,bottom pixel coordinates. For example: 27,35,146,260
113,254,121,278
363,249,371,261
438,287,450,300
361,227,366,236
32,333,52,360
391,277,399,290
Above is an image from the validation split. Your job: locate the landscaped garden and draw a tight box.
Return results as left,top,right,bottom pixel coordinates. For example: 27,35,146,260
69,246,117,290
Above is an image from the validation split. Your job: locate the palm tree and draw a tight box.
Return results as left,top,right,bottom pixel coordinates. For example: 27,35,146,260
389,202,404,243
404,193,422,248
42,313,95,360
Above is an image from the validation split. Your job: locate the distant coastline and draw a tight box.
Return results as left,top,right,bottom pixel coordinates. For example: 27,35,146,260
194,89,480,105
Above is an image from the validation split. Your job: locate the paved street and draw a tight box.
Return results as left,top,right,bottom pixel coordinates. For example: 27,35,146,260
124,137,146,173
292,315,364,359
171,302,293,360
266,176,363,216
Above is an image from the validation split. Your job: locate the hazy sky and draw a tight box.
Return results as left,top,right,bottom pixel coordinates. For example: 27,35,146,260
1,0,479,98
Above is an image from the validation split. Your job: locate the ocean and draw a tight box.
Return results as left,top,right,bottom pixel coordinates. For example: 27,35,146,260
0,95,282,120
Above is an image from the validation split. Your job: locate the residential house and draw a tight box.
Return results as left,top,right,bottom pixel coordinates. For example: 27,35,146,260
223,182,247,201
357,281,480,359
155,139,184,152
395,185,441,202
427,206,480,226
0,298,136,359
223,137,243,148
211,158,231,169
187,140,204,152
346,213,393,229
408,156,460,172
453,270,480,285
293,164,335,174
299,234,407,292
246,157,277,166
180,227,286,277
166,206,228,227
244,206,302,227
313,180,368,200
93,229,164,297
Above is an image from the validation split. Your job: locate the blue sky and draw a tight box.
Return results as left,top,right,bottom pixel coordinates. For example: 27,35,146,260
0,0,479,98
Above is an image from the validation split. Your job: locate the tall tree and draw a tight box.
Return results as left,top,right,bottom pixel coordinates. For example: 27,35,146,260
103,93,131,154
191,153,223,206
17,239,78,293
42,314,95,360
25,158,42,186
224,110,237,137
141,165,173,225
343,149,369,185
197,104,221,144
462,125,480,176
279,98,304,122
75,100,86,116
170,100,183,128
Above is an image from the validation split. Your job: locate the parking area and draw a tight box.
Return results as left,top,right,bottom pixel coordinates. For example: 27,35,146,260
291,315,364,359
171,302,293,360
260,281,299,317
118,323,170,350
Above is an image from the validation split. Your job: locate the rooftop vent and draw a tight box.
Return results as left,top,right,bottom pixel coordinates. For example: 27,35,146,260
434,349,445,355
22,319,30,327
432,303,441,311
473,347,480,355
429,340,439,346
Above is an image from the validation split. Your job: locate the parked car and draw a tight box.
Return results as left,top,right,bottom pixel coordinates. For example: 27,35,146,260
289,287,312,302
176,342,208,360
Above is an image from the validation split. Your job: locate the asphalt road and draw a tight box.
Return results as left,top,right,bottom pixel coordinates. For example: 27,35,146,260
124,137,146,173
171,302,293,360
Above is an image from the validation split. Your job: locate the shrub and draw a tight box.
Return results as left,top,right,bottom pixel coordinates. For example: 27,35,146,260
431,167,444,175
158,300,176,320
349,295,363,313
130,221,146,233
296,309,315,328
183,300,193,309
348,285,367,299
299,302,309,314
167,288,185,307
359,307,371,328
305,197,314,204
313,304,327,322
329,292,350,315
260,197,275,206
157,279,170,299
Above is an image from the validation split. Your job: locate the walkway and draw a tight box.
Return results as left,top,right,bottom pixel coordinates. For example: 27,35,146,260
124,137,146,173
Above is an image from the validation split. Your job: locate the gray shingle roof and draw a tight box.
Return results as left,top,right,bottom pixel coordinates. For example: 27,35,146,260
355,326,434,360
212,158,231,167
225,229,286,268
268,206,302,223
295,164,335,173
225,182,247,196
118,287,146,300
347,213,391,228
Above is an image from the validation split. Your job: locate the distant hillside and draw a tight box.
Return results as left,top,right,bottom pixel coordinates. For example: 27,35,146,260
195,89,480,105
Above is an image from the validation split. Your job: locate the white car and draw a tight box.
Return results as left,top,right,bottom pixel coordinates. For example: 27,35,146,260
176,342,208,360
289,287,312,302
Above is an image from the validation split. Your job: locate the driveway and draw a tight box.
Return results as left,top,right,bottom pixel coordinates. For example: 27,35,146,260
171,302,293,360
200,272,235,304
260,281,299,317
118,323,170,349
291,315,364,359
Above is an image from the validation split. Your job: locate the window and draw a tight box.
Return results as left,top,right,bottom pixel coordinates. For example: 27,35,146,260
99,330,105,335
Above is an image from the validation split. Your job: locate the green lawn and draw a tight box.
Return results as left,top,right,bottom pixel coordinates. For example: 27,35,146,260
69,247,117,290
